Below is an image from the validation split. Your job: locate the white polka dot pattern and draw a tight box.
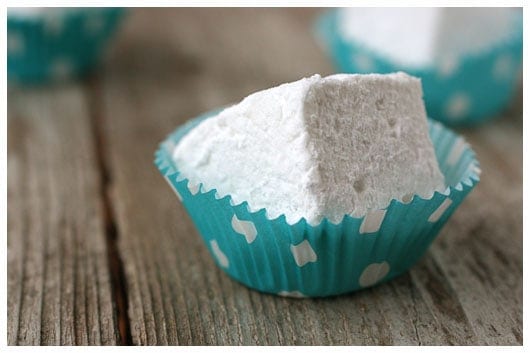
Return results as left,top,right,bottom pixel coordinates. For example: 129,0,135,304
359,209,387,234
428,198,453,223
154,108,481,297
210,240,229,269
278,291,306,298
359,262,390,287
437,55,458,78
290,240,317,267
445,93,471,120
231,215,257,244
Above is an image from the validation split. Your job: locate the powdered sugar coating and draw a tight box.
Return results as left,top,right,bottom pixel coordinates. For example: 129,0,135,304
173,73,445,225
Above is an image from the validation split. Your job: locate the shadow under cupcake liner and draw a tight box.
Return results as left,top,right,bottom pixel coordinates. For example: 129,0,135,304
7,8,126,83
155,110,480,298
314,10,523,126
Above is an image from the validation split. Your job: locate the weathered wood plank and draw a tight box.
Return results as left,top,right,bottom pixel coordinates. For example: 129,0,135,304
97,8,521,345
427,112,523,345
7,85,120,345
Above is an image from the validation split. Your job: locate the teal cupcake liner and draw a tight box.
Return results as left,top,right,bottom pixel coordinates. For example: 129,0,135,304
315,9,523,126
7,8,125,83
155,110,480,298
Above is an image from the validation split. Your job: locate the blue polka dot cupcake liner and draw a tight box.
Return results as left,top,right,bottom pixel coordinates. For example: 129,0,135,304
155,110,480,298
314,10,523,126
7,8,126,84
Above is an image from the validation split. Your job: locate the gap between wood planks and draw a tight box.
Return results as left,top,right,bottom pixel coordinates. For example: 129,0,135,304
86,76,133,345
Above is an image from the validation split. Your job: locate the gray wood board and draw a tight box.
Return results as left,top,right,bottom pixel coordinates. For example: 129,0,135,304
7,85,119,345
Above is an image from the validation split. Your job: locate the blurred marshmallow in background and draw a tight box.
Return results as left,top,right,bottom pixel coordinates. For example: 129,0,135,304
7,7,126,84
316,7,523,126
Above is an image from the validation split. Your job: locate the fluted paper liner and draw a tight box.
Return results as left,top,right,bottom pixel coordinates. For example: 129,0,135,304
315,10,523,126
7,8,125,83
155,110,480,297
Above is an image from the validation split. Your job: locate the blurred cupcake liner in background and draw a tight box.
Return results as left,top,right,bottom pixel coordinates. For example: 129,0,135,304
8,7,126,84
315,8,523,126
155,110,480,298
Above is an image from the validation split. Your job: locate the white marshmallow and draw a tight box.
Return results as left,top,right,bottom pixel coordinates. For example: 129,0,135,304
173,73,445,225
338,8,519,68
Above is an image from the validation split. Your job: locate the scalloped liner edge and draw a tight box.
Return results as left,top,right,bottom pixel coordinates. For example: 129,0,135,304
154,115,480,228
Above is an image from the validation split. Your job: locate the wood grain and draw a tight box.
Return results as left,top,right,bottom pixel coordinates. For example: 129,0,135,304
93,8,521,345
7,8,522,346
7,85,119,345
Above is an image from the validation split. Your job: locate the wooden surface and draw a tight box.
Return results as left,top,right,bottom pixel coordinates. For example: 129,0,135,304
7,8,522,345
7,86,119,345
